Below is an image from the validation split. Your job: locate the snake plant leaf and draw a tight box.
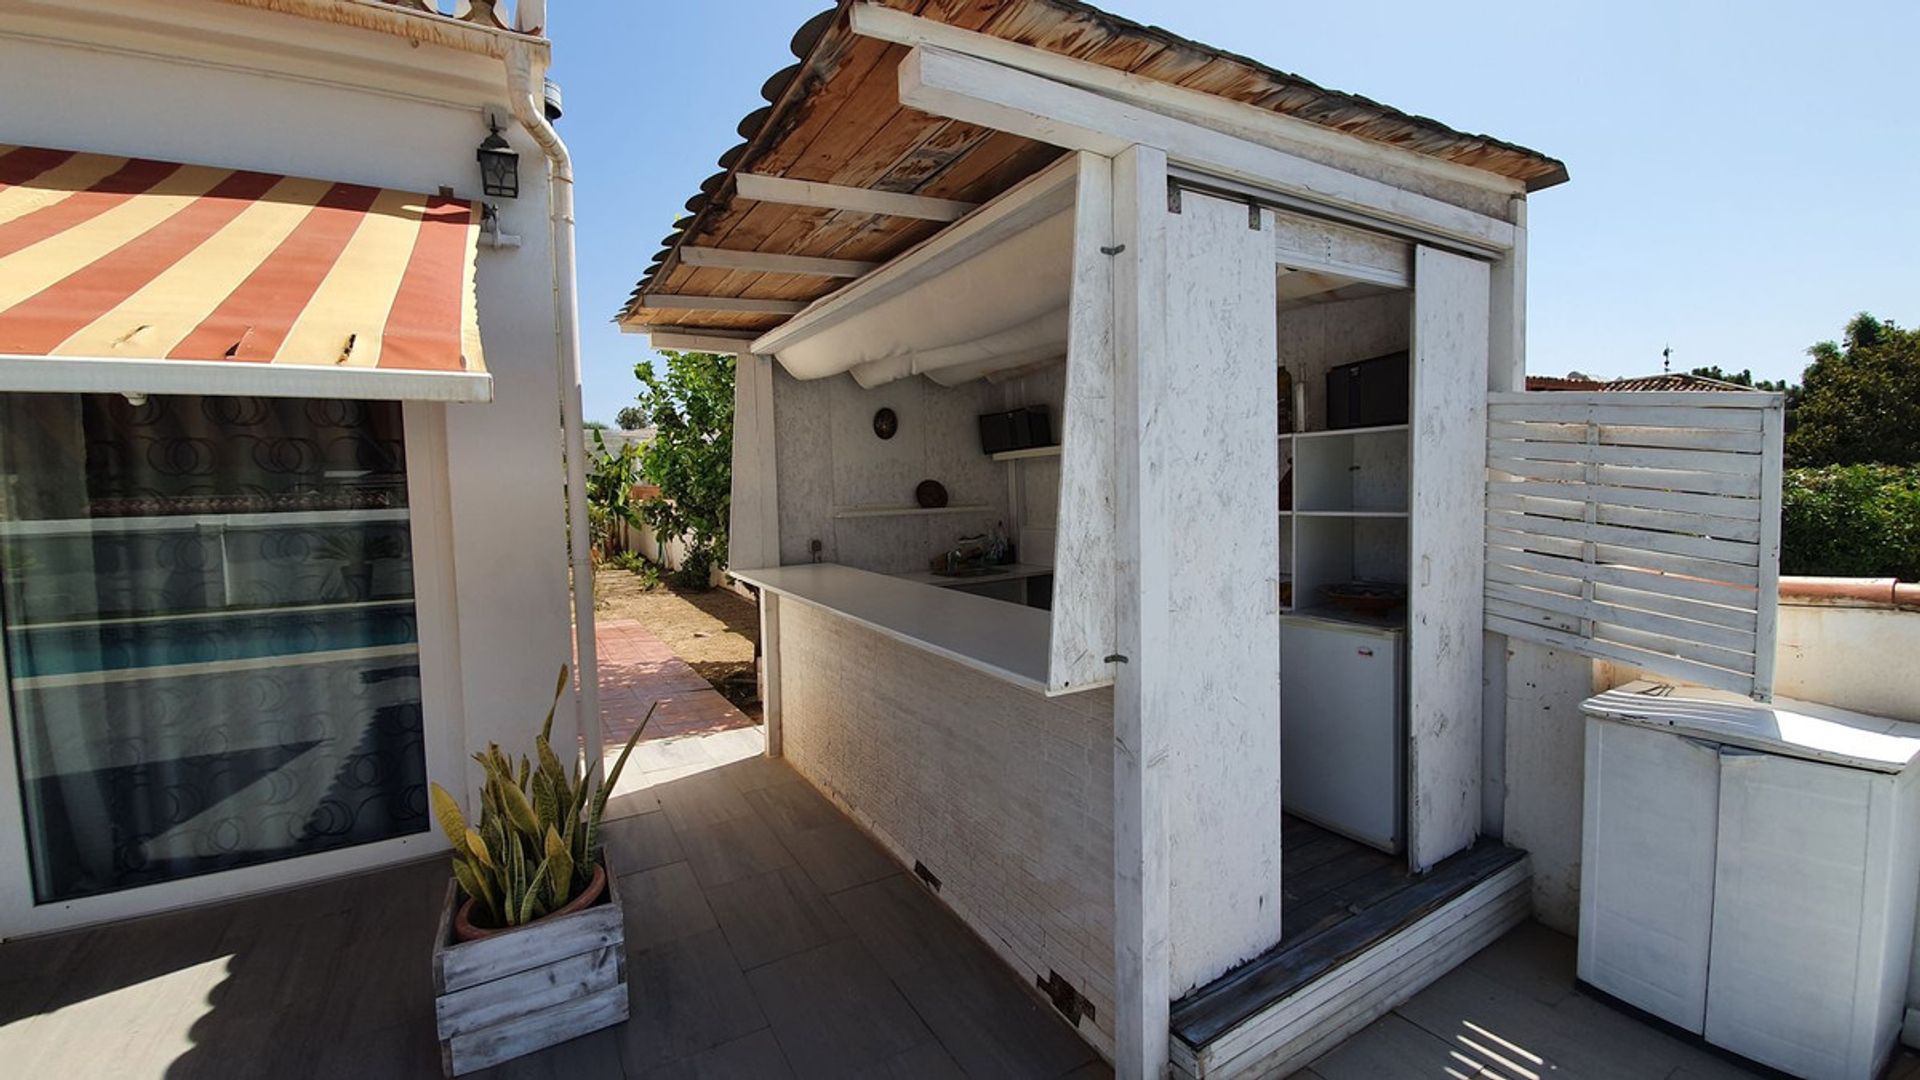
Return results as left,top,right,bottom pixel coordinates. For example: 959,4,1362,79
519,853,553,925
535,734,568,806
498,775,541,836
466,828,493,869
544,825,574,908
451,858,495,925
531,767,558,830
517,755,531,793
540,663,569,743
428,783,470,854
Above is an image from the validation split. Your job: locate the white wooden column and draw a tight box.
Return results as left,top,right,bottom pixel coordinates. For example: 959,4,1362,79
1112,146,1285,1078
1111,143,1173,1080
758,591,782,757
727,352,778,571
1407,245,1492,870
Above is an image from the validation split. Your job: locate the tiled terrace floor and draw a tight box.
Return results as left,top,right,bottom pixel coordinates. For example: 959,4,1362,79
0,753,1107,1079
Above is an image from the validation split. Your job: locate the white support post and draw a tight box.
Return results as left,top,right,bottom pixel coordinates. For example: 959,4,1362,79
1111,143,1172,1080
726,353,779,572
759,591,782,756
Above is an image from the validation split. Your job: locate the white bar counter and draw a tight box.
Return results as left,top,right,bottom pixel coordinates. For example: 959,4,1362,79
730,563,1050,692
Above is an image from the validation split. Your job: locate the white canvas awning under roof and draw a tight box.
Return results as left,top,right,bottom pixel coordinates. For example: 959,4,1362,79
751,153,1081,389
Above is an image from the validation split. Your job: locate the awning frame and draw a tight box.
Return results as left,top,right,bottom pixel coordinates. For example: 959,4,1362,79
0,353,493,403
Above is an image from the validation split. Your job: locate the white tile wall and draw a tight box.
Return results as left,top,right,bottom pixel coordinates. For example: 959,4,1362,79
775,600,1118,1056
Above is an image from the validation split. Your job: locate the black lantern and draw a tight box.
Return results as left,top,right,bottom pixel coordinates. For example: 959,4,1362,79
476,123,519,199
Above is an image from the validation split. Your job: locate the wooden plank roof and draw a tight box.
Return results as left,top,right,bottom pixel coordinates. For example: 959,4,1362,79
619,0,1567,336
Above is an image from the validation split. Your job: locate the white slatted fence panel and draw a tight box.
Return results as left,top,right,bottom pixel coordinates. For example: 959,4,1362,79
1484,391,1784,697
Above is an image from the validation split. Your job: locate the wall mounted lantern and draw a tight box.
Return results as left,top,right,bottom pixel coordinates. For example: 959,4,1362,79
476,123,519,199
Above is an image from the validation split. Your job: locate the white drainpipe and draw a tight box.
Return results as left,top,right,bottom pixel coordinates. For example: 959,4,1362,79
506,41,601,774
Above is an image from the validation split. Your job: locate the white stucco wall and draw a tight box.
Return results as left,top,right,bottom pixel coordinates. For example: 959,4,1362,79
772,368,1012,574
775,600,1118,1057
0,6,576,880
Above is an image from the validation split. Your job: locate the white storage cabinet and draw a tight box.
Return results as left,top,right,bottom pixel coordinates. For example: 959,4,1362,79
1578,682,1920,1080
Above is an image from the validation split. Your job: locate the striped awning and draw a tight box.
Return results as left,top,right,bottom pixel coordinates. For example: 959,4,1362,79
0,145,489,402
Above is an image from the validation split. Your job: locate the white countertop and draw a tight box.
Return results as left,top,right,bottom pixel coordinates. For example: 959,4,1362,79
730,563,1051,693
1582,680,1920,773
889,562,1054,588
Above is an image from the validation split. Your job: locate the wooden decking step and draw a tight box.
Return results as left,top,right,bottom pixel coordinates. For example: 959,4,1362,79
1168,840,1530,1077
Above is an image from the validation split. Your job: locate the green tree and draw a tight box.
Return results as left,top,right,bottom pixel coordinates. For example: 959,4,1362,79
628,351,733,586
1786,314,1920,466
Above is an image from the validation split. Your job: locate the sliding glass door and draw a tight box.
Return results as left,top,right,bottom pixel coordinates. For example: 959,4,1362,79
0,393,428,904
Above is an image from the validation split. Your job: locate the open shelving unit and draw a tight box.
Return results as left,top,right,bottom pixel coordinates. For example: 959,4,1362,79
1279,423,1409,622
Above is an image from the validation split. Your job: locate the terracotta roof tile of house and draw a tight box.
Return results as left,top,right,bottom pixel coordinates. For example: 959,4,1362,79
1525,372,1753,392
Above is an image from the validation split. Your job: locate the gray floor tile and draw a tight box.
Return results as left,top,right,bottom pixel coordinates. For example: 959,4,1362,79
746,938,933,1078
678,813,796,889
621,861,719,951
846,1040,969,1080
709,753,799,792
705,864,851,971
829,874,1093,1077
780,818,900,894
743,779,842,835
603,786,663,821
603,809,687,877
618,929,768,1073
641,1028,795,1080
1308,1012,1482,1079
1461,918,1578,1007
657,769,758,833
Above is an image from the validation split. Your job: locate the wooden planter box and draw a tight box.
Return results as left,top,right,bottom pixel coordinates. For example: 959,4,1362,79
430,862,627,1076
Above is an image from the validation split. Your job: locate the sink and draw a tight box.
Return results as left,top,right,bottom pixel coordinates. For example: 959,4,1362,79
932,566,1009,578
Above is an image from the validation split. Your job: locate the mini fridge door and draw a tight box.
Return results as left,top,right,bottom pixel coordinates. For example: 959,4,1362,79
1279,619,1403,852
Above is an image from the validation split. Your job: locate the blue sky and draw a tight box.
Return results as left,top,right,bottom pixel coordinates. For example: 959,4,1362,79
555,1,1919,425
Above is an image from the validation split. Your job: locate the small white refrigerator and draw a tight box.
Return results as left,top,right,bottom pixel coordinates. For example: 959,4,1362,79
1579,681,1920,1080
1279,613,1405,853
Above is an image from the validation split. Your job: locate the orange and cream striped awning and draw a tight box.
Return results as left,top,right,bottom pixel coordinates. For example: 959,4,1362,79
0,145,490,403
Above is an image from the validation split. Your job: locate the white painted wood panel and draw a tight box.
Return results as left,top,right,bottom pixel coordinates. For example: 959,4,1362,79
1155,190,1283,992
1578,717,1719,1032
1047,150,1118,694
1483,391,1784,698
1406,245,1490,871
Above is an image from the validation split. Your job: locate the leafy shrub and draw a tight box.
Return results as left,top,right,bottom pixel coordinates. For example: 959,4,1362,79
1781,465,1920,580
609,550,661,587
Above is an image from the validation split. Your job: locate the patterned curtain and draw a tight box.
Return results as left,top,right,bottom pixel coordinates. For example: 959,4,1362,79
0,393,428,903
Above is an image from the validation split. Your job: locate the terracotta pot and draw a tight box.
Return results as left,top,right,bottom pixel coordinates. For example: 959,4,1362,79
453,863,607,942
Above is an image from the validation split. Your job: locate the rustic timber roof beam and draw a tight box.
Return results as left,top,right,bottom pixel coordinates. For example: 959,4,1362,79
733,173,978,223
676,247,878,278
630,295,808,315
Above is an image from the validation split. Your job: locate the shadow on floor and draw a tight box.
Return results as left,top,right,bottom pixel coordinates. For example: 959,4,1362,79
0,749,1108,1079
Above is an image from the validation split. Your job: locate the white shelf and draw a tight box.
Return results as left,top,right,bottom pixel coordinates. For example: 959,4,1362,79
0,507,410,538
832,503,994,520
1279,423,1409,442
991,445,1062,462
1292,509,1408,519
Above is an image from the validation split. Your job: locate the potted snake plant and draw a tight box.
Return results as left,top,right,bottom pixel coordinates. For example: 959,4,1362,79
426,665,654,1076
